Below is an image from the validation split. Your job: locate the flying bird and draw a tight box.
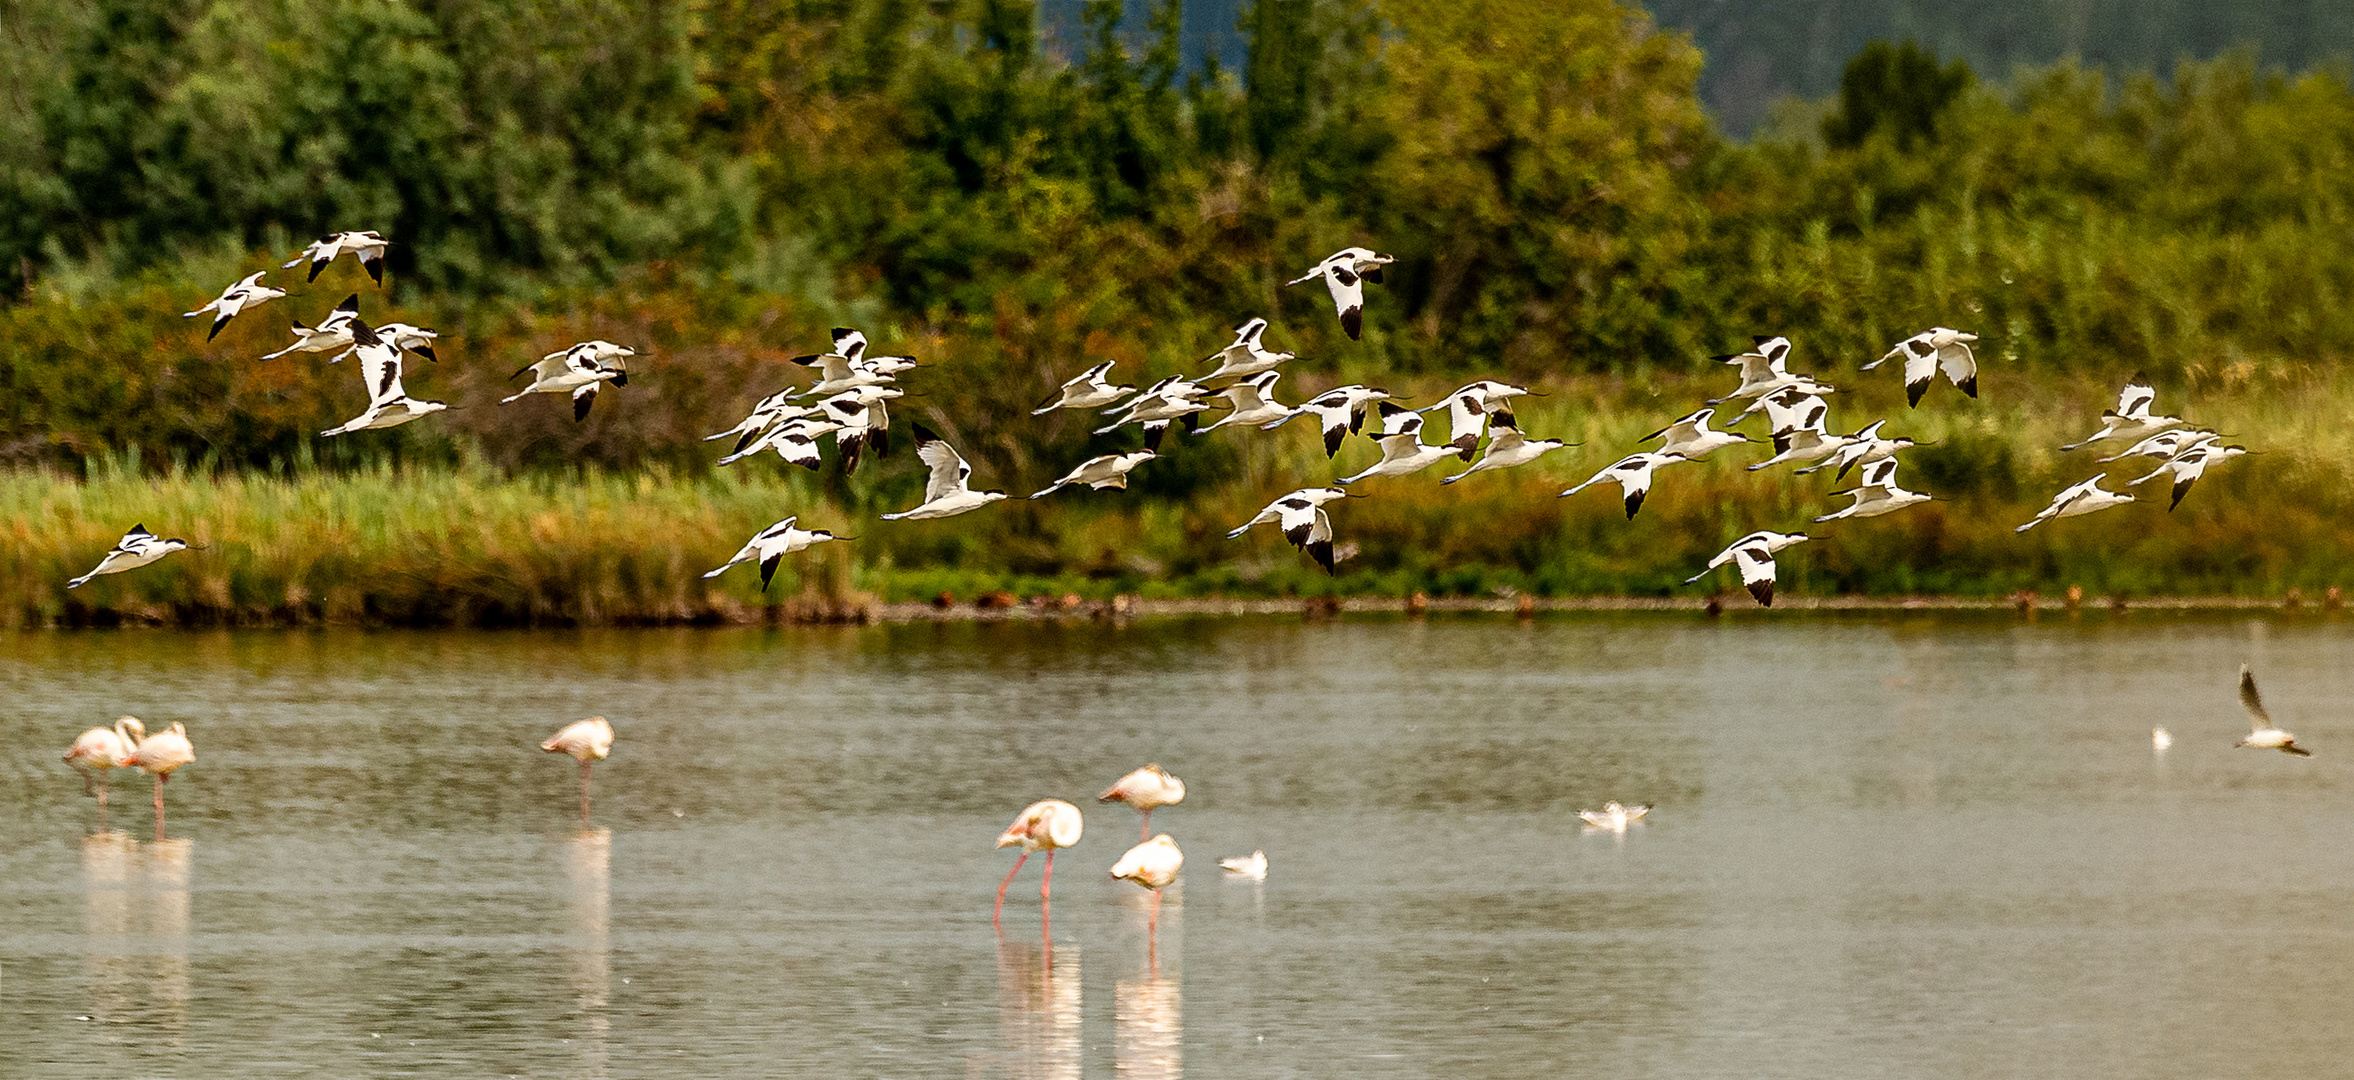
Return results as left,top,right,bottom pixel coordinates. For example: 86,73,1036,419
1198,318,1296,381
2127,441,2248,511
1100,763,1186,841
68,524,193,589
1795,420,1926,481
702,516,847,591
282,231,389,284
1337,404,1462,484
2234,666,2310,756
1283,247,1395,340
1034,360,1134,415
1865,327,1980,406
321,321,449,436
259,294,362,360
2015,475,2135,532
184,272,286,341
1442,412,1573,483
1814,458,1931,522
2097,428,2219,465
1226,486,1356,538
503,341,633,420
1194,371,1296,433
881,425,1009,520
1684,530,1809,607
1266,385,1398,458
1560,452,1689,519
996,798,1085,926
541,717,616,819
1030,451,1156,499
2060,378,2181,451
1709,336,1799,402
1637,407,1752,460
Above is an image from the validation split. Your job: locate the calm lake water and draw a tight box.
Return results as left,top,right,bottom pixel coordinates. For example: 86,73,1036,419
3,613,2353,1078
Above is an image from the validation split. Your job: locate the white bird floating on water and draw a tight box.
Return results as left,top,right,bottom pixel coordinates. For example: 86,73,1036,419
321,321,449,436
541,716,615,820
1284,247,1394,341
1269,384,1397,458
68,524,194,589
283,230,389,284
1866,327,1979,407
1814,458,1931,522
1561,452,1689,519
1443,412,1572,483
1198,317,1295,381
1578,801,1650,832
996,798,1085,926
2152,727,2173,751
1100,763,1186,840
2127,441,2247,511
1337,404,1464,485
1637,407,1751,460
1030,451,1156,499
1033,360,1133,415
503,340,633,420
1685,530,1809,607
1195,371,1296,433
259,294,361,360
2060,378,2181,451
1218,850,1268,879
703,516,847,592
184,272,286,341
2015,475,2135,532
881,425,1009,521
2234,665,2310,757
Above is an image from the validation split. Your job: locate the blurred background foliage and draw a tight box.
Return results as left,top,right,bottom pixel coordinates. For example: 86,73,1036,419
3,0,2353,615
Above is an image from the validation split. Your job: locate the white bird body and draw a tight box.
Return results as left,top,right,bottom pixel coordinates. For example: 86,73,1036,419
716,415,838,470
707,390,824,452
2061,379,2181,450
820,385,902,474
1419,381,1535,452
123,721,193,777
1199,318,1295,381
1796,420,1921,480
2015,475,2136,532
1865,327,1979,406
1196,371,1296,432
283,230,389,284
1561,452,1689,518
1442,413,1569,483
1097,378,1212,449
1266,384,1397,457
1731,377,1837,421
1283,247,1394,340
1111,833,1185,891
64,716,147,800
2128,442,2246,511
68,524,192,589
1684,529,1809,607
1638,407,1752,460
1031,451,1156,499
1218,850,1268,879
1710,336,1796,401
882,426,1010,521
1338,405,1460,484
2098,428,2218,464
1100,763,1186,839
322,321,448,436
995,798,1086,924
259,294,362,360
1227,486,1354,538
1747,426,1846,472
1814,458,1932,522
2235,666,2310,756
1578,801,1651,832
1035,360,1134,414
184,272,287,341
2152,727,2173,750
541,716,615,820
703,516,846,591
322,395,450,436
503,341,632,420
336,321,440,364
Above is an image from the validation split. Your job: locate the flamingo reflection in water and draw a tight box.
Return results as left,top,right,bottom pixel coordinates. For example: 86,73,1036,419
80,832,192,1043
991,936,1081,1080
564,827,612,1080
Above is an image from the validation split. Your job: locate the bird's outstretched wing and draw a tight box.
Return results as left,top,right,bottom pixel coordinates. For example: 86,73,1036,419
2239,665,2273,730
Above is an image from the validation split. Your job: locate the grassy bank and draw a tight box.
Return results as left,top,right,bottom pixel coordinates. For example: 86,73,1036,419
5,368,2347,628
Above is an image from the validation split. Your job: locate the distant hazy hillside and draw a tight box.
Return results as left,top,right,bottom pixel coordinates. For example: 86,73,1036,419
1643,0,2354,131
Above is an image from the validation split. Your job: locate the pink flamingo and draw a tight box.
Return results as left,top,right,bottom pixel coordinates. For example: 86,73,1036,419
1099,764,1185,841
1111,833,1185,959
64,716,146,812
541,717,615,820
121,722,194,839
995,799,1084,928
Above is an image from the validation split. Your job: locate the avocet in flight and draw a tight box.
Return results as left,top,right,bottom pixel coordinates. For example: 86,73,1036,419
1865,327,1979,407
67,525,194,589
260,294,360,360
503,341,632,420
1198,318,1295,381
321,321,449,436
881,425,1009,521
2060,378,2181,451
703,516,848,591
1268,385,1397,458
185,272,286,341
1442,413,1572,483
2015,475,2135,532
1637,407,1751,460
1034,360,1133,415
1337,405,1464,484
1814,458,1931,522
1560,452,1689,519
1030,451,1156,499
2127,441,2247,510
1226,486,1356,539
1684,530,1809,607
1283,247,1394,341
1195,371,1296,433
283,231,389,284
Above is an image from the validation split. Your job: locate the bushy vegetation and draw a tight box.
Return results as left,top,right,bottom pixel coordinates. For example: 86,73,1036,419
4,0,2351,617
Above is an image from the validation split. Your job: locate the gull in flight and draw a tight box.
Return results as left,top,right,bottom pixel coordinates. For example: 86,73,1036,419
2060,377,2181,451
1637,407,1751,460
1194,371,1296,434
184,272,287,341
1034,360,1133,415
1337,404,1463,484
1283,247,1395,340
321,321,450,436
1198,318,1295,381
702,516,848,591
1442,412,1573,483
1218,850,1268,879
2014,475,2135,532
1865,327,1979,407
1265,384,1397,458
541,717,615,820
1684,530,1808,607
996,798,1084,927
1814,458,1931,522
2234,665,2310,756
1578,801,1650,832
283,231,389,284
1030,451,1156,499
881,425,1009,520
68,524,194,589
1100,763,1186,841
2127,441,2248,511
260,294,361,360
502,341,633,420
1560,452,1689,519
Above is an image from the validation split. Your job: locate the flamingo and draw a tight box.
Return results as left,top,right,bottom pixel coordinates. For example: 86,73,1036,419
996,799,1085,928
1110,833,1185,938
64,716,147,809
542,717,615,820
1099,764,1186,840
121,722,194,839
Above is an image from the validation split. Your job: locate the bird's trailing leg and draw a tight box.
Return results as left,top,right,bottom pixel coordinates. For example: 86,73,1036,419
994,852,1029,928
579,760,594,821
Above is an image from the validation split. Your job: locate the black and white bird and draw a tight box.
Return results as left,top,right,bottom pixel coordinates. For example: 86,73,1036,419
320,321,449,436
1709,336,1798,402
2060,378,2181,451
1195,371,1296,433
1729,375,1837,422
282,231,389,284
790,328,894,397
1337,404,1462,484
716,415,837,470
881,425,1009,521
1030,451,1156,499
2096,427,2218,464
1095,376,1212,450
1283,247,1395,340
1442,413,1572,483
1226,487,1356,539
822,385,903,474
1198,318,1295,381
260,294,361,360
1418,381,1533,455
2014,475,2134,532
702,516,847,592
1745,392,1843,472
67,524,193,589
338,321,439,365
706,389,823,453
1265,384,1397,457
1795,419,1924,481
184,272,287,341
2235,665,2311,756
502,341,633,420
2127,441,2247,511
1865,327,1979,407
1814,458,1931,522
1033,361,1134,415
1637,407,1752,460
1560,452,1690,519
1685,530,1808,607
